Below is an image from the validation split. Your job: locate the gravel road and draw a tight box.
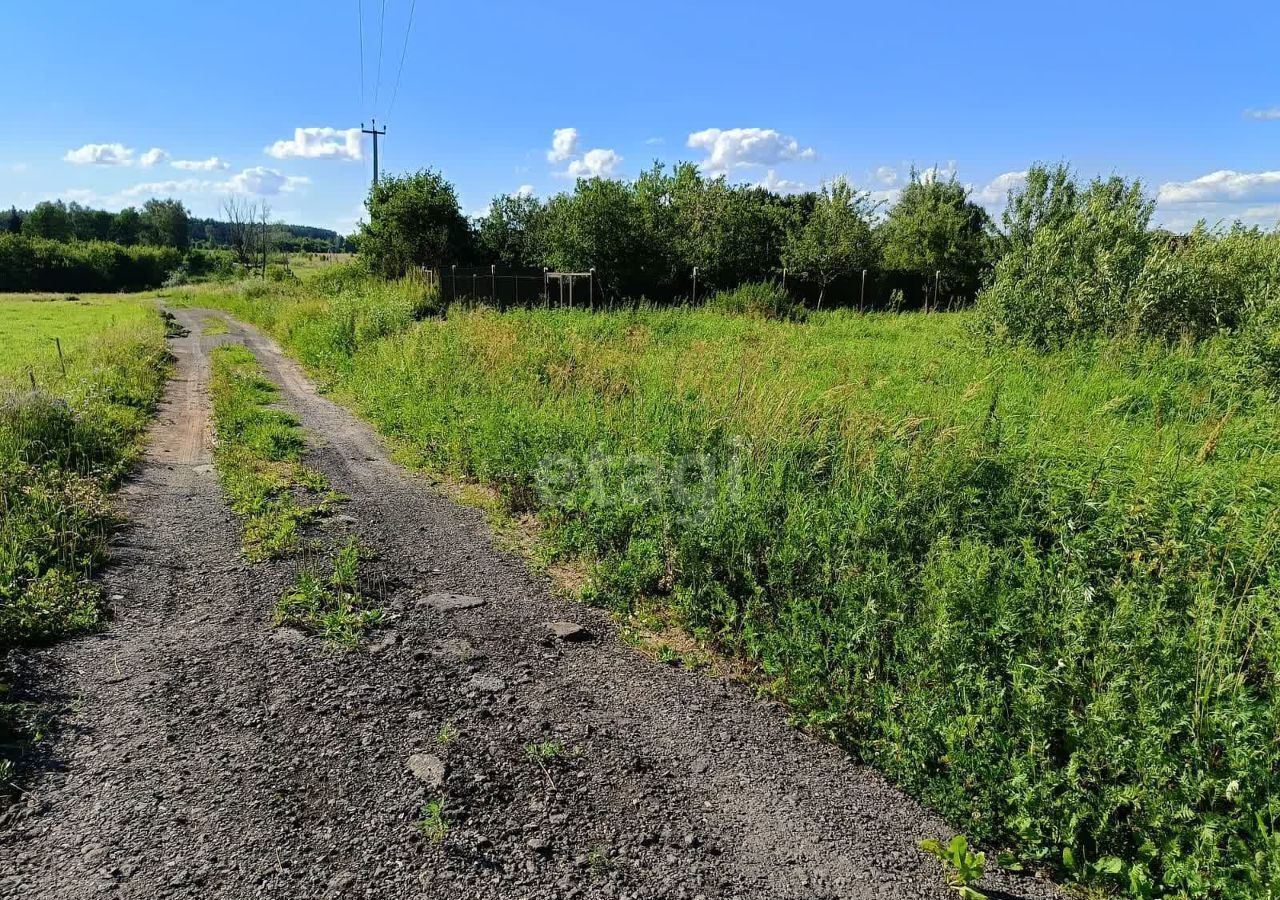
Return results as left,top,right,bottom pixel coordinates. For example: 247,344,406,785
0,308,1061,899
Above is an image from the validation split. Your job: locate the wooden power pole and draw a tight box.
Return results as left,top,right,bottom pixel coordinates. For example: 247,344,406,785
361,119,386,189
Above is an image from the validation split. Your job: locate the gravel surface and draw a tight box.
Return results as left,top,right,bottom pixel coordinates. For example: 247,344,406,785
0,308,1062,899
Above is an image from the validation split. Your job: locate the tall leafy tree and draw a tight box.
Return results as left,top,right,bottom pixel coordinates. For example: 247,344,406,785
21,201,74,241
781,178,878,306
475,193,547,269
110,207,143,246
141,198,191,250
358,169,472,276
878,169,996,295
1,207,23,235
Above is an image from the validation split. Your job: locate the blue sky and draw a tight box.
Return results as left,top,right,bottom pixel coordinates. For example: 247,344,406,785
2,0,1277,234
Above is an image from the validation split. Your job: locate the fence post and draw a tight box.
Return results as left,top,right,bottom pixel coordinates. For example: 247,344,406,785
860,269,867,313
782,267,787,292
692,267,698,305
589,268,596,311
543,268,549,308
452,264,457,302
492,264,497,307
472,272,477,305
934,270,941,314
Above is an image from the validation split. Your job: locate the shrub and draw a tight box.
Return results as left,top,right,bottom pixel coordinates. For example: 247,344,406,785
1131,226,1280,341
0,234,183,292
978,164,1154,347
706,280,804,320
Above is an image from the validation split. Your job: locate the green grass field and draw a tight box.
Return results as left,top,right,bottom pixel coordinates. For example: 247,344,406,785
185,273,1280,898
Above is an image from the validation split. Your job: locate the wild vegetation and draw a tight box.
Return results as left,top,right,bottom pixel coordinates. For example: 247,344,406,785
187,154,1280,896
0,294,169,782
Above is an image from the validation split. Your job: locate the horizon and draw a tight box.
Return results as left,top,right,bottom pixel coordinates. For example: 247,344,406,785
3,0,1277,234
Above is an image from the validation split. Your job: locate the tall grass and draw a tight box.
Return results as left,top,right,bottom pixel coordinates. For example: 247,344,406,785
193,277,1280,897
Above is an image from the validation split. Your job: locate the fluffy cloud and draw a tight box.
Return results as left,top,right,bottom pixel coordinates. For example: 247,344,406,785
973,171,1029,206
514,184,535,197
1157,169,1280,204
547,127,579,163
139,148,168,168
1244,107,1280,120
755,169,807,194
874,166,898,186
64,143,135,166
120,178,207,199
172,157,231,171
686,127,815,176
266,127,363,161
225,166,310,195
566,148,622,179
119,167,308,201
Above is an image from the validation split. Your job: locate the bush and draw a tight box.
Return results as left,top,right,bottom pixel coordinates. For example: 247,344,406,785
1131,226,1280,341
0,234,183,292
977,165,1153,347
706,280,805,320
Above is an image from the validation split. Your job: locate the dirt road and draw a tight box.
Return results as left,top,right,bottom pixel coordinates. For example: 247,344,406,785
1,308,1059,899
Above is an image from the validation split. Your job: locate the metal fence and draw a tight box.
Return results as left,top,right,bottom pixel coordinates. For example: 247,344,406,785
432,263,978,313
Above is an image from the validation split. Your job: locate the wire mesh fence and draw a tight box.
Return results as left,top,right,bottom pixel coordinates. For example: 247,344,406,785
431,263,979,313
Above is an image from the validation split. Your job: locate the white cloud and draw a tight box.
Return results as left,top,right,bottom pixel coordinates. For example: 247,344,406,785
224,166,310,195
265,127,363,161
119,166,308,201
755,169,808,194
64,143,135,166
566,148,622,179
915,161,958,184
547,127,579,163
874,165,898,186
973,170,1029,206
139,147,168,168
1244,107,1280,120
1157,169,1280,204
685,127,815,176
644,136,665,146
5,162,29,174
120,178,208,199
172,156,230,171
514,184,535,197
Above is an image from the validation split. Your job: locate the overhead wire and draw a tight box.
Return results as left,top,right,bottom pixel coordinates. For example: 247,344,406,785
373,0,387,110
357,0,366,107
387,0,418,119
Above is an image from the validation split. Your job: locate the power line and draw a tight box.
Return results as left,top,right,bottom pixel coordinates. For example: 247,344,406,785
373,0,387,109
357,0,366,106
387,0,418,118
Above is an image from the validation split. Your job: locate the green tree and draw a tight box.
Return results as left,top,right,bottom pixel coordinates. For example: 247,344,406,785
1,207,23,235
979,163,1154,345
68,203,114,242
110,207,143,246
141,198,191,250
21,201,74,242
357,169,471,276
878,169,996,296
475,193,546,269
542,177,658,298
781,178,878,306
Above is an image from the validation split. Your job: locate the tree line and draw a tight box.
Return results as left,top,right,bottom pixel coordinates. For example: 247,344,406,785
1,200,351,255
356,163,999,306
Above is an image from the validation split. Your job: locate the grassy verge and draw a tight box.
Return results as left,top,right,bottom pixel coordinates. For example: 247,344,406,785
187,274,1280,898
0,293,170,786
209,344,333,560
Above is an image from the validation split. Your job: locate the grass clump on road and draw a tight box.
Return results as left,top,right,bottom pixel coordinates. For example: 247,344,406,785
209,344,332,560
276,539,382,645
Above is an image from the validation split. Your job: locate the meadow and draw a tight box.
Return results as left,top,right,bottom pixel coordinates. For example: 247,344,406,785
183,272,1280,898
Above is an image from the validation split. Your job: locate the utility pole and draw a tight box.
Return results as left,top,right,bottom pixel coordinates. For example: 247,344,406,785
361,119,387,189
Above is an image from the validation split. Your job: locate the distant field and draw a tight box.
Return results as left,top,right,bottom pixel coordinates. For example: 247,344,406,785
0,292,163,386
